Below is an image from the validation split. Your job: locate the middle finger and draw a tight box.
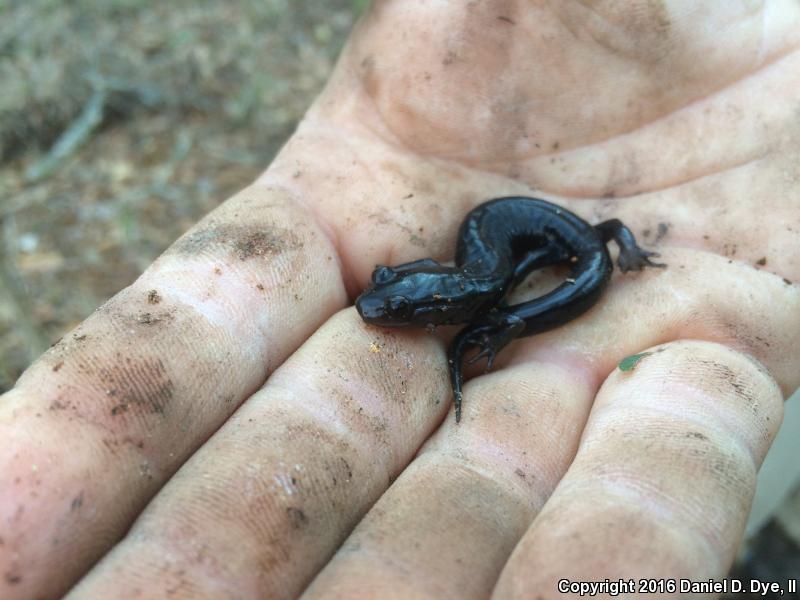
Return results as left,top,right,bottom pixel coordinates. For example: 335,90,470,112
301,358,597,600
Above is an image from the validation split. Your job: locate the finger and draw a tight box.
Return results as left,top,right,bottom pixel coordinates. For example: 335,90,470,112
301,359,598,600
0,185,346,599
65,309,449,600
506,249,800,398
493,341,783,599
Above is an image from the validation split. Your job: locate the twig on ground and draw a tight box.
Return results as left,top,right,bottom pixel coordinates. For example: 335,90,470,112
24,87,107,183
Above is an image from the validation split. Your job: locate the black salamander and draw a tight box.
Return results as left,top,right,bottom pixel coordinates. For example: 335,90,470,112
356,196,664,422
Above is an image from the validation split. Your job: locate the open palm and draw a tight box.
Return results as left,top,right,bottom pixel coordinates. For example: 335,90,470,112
2,2,799,599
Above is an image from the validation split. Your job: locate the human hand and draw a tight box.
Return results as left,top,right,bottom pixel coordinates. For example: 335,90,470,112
3,2,800,598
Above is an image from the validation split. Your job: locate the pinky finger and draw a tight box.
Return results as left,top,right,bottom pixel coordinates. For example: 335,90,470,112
493,340,784,599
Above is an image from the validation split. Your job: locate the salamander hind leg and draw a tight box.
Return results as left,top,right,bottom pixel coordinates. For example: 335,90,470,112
447,313,525,422
595,219,666,272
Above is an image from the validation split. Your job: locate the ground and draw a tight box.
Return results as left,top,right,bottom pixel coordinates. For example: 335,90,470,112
0,0,360,389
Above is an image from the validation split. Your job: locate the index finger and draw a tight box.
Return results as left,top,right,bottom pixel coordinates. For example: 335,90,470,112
0,184,346,599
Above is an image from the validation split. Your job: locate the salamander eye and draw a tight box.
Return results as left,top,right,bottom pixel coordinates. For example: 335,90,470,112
372,266,396,285
384,295,412,319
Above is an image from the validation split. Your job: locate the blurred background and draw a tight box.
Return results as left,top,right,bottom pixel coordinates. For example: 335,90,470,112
0,0,797,593
0,0,362,387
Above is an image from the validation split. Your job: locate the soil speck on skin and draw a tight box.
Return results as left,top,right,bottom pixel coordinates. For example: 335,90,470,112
286,506,308,529
70,492,84,511
341,457,353,480
699,359,758,409
783,278,792,285
234,230,288,260
256,283,265,291
52,361,64,372
5,573,21,585
98,356,174,417
497,15,515,25
147,289,161,304
755,257,767,266
686,431,708,440
171,223,299,262
74,334,87,342
654,222,670,243
214,267,223,275
137,312,158,325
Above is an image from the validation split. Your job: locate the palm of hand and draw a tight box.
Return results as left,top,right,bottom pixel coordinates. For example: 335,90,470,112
2,2,799,599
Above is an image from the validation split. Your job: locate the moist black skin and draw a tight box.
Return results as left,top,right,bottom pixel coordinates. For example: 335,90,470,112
356,196,665,422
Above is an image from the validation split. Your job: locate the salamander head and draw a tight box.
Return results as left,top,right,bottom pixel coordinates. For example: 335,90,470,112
355,264,487,327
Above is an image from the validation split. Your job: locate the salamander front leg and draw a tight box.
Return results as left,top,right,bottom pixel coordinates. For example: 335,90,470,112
447,313,525,422
595,219,666,272
370,258,450,286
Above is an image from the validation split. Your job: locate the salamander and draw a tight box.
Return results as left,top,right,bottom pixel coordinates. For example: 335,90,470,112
355,196,664,422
